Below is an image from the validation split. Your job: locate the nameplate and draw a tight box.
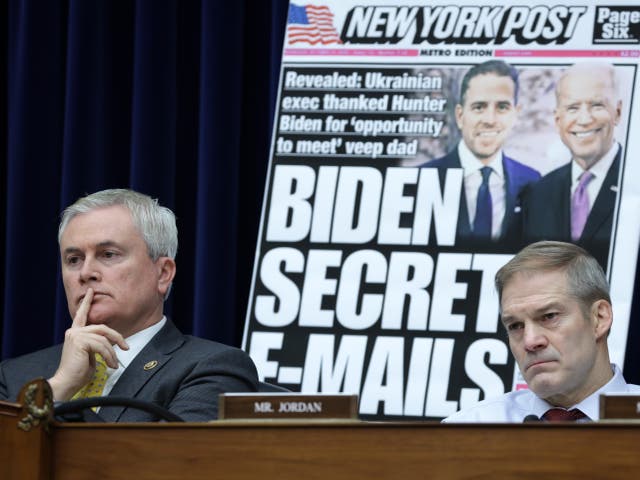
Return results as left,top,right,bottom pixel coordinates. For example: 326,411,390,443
599,394,640,420
218,393,358,420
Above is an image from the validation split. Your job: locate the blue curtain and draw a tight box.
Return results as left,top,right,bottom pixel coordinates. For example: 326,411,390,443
2,0,640,385
1,0,289,358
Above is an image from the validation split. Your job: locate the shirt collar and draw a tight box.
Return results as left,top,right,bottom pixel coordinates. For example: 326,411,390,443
571,142,619,184
109,316,166,371
529,364,625,420
573,364,628,420
457,141,505,178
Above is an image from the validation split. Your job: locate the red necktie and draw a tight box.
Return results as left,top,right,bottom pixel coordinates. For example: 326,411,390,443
542,408,587,422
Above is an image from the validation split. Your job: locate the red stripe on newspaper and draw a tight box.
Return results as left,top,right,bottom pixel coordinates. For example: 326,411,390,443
496,50,640,58
284,48,420,57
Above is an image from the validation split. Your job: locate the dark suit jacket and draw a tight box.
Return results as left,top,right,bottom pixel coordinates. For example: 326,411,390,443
0,319,259,421
520,147,621,270
422,148,541,247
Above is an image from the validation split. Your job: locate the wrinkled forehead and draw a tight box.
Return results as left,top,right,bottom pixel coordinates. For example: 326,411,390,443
556,69,617,103
500,268,570,302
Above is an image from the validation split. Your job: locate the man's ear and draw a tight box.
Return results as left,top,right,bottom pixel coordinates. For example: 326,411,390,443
514,102,522,116
592,299,613,341
553,107,560,131
454,103,463,129
156,257,176,296
614,99,622,126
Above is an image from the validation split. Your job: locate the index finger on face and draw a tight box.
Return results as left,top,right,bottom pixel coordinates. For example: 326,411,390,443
72,288,94,328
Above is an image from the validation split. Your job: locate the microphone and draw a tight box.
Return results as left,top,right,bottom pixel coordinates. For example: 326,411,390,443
54,396,184,422
523,414,541,422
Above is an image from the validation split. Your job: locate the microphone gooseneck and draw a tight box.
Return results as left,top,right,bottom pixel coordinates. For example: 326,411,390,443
54,396,185,422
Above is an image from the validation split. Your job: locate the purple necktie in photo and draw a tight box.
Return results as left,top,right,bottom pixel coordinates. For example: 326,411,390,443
571,171,594,241
473,166,492,238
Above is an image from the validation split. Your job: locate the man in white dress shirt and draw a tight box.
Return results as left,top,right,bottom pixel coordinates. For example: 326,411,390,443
444,240,639,422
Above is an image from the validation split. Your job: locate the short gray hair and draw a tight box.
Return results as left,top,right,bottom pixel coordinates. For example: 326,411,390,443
556,61,619,104
58,189,178,261
495,241,610,314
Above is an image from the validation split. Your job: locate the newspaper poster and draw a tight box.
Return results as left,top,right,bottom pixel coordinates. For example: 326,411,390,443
242,0,640,420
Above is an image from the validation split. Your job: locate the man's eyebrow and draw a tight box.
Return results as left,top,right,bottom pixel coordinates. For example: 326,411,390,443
96,240,121,248
532,301,564,314
500,301,564,324
500,314,514,326
62,246,82,255
62,240,121,255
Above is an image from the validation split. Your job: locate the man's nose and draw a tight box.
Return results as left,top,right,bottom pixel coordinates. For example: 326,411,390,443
523,324,548,352
482,106,497,123
79,257,101,283
576,104,594,124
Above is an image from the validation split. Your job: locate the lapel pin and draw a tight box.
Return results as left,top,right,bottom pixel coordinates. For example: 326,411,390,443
610,185,618,193
144,360,158,371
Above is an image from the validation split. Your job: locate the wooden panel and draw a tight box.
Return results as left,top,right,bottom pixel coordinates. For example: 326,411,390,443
49,421,640,480
600,394,640,419
0,379,52,480
5,384,640,480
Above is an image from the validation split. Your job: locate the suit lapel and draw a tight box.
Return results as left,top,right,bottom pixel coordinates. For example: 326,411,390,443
99,320,185,422
445,150,472,238
457,188,471,238
581,151,620,241
550,164,573,239
502,156,518,235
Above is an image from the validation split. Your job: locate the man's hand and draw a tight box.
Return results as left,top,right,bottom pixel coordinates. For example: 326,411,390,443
48,288,129,401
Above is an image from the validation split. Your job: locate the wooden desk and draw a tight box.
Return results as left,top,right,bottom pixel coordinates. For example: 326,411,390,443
3,381,640,479
50,421,640,479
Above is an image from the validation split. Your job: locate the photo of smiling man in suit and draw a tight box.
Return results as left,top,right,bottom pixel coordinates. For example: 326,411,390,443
421,60,540,247
520,62,623,270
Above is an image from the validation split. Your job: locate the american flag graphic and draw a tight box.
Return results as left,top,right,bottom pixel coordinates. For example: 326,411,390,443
287,4,342,45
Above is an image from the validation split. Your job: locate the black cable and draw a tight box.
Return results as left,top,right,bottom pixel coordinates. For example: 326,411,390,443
54,396,185,422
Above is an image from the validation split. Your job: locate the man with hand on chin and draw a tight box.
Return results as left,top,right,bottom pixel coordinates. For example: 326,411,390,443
0,189,259,421
49,286,129,402
444,241,639,422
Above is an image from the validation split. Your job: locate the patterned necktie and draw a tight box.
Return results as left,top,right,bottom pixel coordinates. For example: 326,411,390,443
72,353,108,410
542,408,587,422
473,166,493,238
571,171,594,241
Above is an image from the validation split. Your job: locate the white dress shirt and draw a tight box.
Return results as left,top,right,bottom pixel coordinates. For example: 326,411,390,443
458,141,506,239
443,365,640,423
101,317,167,396
570,142,619,211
